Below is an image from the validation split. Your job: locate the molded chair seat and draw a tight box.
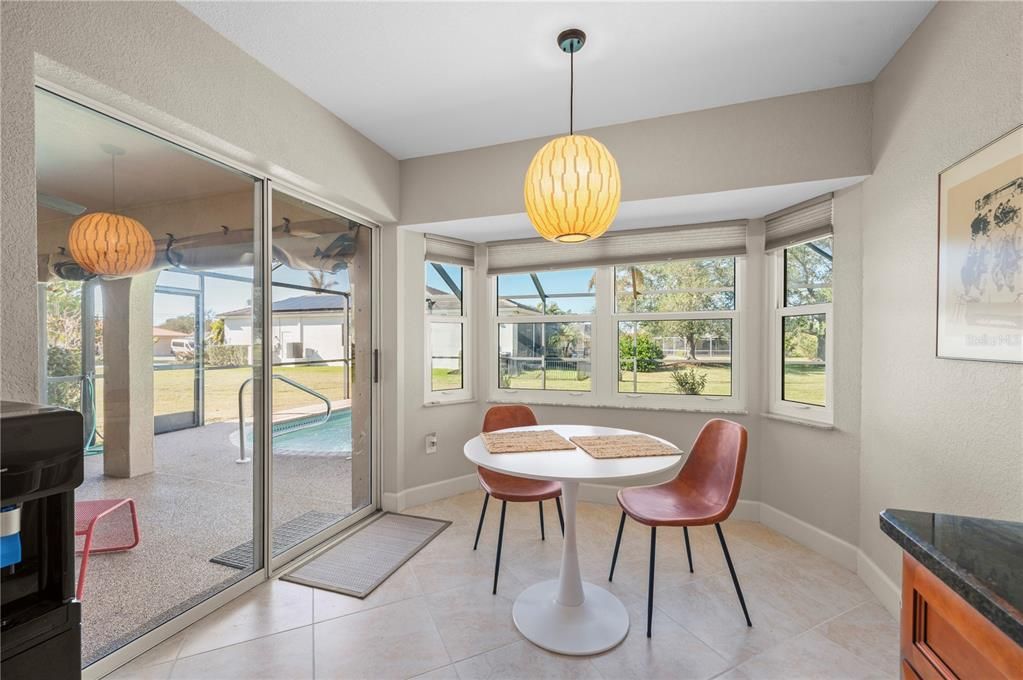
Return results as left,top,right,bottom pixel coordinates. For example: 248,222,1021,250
479,469,562,503
617,482,726,527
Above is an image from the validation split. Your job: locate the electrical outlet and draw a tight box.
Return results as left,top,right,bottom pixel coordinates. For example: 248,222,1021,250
425,432,438,455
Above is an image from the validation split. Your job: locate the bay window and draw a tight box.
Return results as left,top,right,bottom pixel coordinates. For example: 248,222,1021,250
424,235,475,403
766,194,835,423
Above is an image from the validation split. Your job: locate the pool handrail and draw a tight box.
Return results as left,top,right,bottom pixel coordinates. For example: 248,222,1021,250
236,374,333,463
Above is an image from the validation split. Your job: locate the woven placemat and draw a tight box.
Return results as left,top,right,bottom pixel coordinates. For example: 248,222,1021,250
570,434,681,459
481,429,576,453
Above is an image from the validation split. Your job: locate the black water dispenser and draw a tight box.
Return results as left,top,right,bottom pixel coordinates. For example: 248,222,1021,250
1,402,84,679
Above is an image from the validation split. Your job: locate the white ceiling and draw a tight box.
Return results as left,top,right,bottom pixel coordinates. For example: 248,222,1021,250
401,175,867,243
183,1,933,159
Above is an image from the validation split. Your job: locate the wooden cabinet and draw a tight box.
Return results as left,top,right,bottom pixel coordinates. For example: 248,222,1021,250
901,554,1023,679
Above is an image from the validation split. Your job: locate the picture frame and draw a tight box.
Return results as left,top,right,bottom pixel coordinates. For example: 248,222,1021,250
937,125,1023,363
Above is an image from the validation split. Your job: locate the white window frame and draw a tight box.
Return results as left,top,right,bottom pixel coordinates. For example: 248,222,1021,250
768,239,834,424
425,260,473,404
487,259,745,412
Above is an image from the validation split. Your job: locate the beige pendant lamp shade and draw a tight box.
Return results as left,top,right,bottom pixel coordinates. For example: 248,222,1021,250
68,144,155,276
524,28,621,243
524,134,621,243
68,212,155,276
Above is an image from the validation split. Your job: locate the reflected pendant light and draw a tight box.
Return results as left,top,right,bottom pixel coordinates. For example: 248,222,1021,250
68,144,155,276
524,29,621,243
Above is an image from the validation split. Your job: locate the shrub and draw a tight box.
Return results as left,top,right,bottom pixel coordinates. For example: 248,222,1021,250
46,345,83,410
204,344,248,368
671,366,708,395
619,334,663,372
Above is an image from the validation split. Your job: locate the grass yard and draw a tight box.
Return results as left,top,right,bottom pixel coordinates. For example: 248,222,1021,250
619,362,732,396
94,364,349,427
431,368,464,391
782,362,826,406
502,367,592,391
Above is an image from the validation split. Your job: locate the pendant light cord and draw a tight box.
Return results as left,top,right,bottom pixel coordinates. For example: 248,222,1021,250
569,49,575,135
110,153,116,212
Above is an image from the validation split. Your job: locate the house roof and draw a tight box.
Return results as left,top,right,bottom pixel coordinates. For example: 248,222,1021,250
219,294,346,318
153,327,190,338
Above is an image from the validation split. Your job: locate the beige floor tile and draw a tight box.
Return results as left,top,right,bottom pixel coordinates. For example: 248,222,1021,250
656,572,806,664
409,664,460,679
818,602,900,676
730,629,890,680
117,633,187,669
169,626,313,680
453,640,599,679
176,579,313,658
423,575,526,661
313,598,450,679
106,659,175,680
589,591,731,680
312,563,422,623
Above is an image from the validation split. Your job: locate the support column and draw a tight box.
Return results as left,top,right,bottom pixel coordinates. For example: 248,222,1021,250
102,271,158,478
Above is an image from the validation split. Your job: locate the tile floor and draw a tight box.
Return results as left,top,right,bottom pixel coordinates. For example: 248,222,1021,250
105,490,898,679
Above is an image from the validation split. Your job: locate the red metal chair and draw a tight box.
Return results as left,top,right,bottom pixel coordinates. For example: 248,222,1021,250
75,498,141,600
609,419,751,637
475,405,564,594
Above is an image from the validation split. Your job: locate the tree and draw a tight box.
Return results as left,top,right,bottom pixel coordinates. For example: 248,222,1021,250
208,318,226,345
619,332,663,372
159,314,195,335
308,271,335,293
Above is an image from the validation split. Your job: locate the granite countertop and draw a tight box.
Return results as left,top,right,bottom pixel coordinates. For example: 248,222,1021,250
880,508,1023,646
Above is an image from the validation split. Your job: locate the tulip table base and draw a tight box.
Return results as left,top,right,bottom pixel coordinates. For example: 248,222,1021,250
510,480,629,655
512,580,629,655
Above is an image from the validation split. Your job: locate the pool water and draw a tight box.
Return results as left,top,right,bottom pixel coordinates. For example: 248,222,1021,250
233,408,353,457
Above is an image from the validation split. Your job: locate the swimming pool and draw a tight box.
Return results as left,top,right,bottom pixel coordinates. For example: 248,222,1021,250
231,408,353,457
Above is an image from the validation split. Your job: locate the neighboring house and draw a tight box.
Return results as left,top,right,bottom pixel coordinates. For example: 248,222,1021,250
153,327,190,358
219,294,347,364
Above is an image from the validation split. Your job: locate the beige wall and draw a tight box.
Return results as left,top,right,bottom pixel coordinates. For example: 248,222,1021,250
858,0,1023,582
400,84,872,226
1,0,399,402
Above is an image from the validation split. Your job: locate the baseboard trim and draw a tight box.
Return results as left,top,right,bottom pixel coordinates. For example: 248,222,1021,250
386,475,900,616
856,549,901,618
758,503,859,571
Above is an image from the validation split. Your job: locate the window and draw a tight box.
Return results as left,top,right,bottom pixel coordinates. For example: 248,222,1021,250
426,261,471,401
490,258,743,410
496,269,594,393
770,236,833,422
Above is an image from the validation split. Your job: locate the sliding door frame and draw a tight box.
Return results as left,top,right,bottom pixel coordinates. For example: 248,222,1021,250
34,79,382,679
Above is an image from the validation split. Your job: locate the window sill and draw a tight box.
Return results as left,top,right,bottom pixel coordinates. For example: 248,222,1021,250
424,396,477,408
761,411,835,430
488,396,748,416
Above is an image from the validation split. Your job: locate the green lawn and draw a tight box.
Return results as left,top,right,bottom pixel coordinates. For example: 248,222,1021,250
95,364,349,427
619,363,732,396
430,368,464,391
782,362,826,406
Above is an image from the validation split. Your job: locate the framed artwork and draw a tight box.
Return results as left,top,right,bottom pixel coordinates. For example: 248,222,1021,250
937,125,1023,363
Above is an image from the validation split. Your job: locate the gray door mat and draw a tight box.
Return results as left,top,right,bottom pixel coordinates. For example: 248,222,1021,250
210,511,344,569
282,512,450,599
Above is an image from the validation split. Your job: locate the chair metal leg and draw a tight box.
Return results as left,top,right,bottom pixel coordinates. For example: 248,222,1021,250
473,493,489,551
716,523,752,627
683,526,694,573
555,496,565,536
609,511,626,582
493,500,507,595
647,526,657,637
539,501,545,540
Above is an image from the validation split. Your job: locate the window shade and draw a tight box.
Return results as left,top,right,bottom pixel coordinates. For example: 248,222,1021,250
485,221,748,275
764,194,833,251
424,234,475,267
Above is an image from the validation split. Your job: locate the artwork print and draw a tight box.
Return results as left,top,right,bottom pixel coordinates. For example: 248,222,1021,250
937,126,1023,363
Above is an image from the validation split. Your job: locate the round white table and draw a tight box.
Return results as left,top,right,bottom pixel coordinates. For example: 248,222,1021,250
464,424,683,656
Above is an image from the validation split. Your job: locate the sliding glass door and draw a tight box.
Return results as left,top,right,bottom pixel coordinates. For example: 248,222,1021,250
34,86,377,669
268,190,374,567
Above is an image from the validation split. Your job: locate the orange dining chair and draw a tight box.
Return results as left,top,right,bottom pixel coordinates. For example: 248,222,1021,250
608,418,751,637
475,405,564,594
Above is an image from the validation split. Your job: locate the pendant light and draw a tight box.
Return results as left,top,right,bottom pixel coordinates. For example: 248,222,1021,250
524,28,621,243
68,144,155,276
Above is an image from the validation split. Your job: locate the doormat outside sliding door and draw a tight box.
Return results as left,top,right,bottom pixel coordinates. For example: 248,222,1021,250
282,512,450,598
210,511,344,570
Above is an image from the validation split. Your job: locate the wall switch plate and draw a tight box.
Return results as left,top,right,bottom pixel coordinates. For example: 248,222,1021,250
425,432,438,455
